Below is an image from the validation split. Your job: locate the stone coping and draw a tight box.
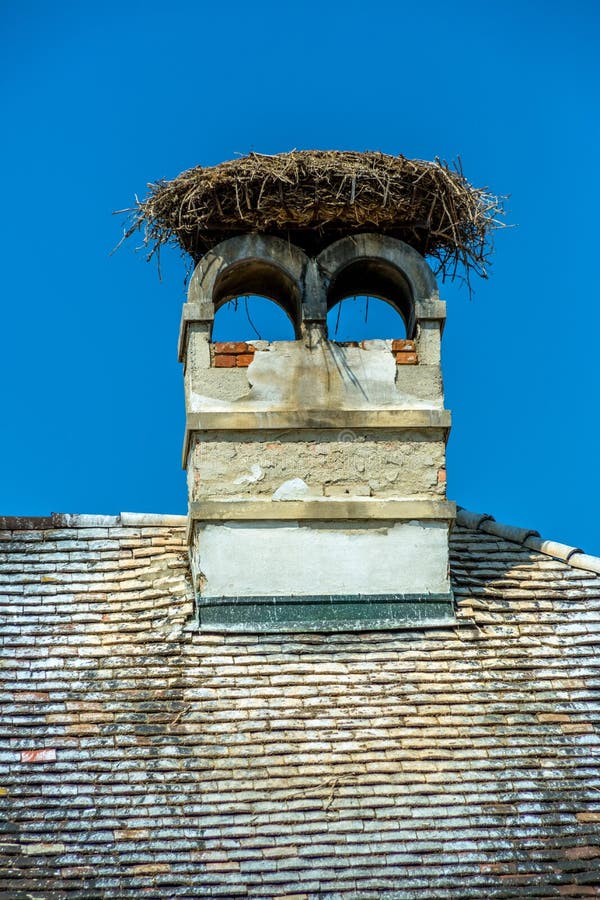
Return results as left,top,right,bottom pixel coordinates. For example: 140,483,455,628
186,409,450,431
189,498,456,523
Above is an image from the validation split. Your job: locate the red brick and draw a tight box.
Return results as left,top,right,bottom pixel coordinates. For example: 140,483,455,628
396,351,418,365
21,748,56,763
212,342,250,354
565,845,600,859
213,355,236,368
392,339,415,352
236,353,255,367
437,468,447,484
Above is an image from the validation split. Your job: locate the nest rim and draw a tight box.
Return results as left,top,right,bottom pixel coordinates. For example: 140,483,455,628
124,150,506,287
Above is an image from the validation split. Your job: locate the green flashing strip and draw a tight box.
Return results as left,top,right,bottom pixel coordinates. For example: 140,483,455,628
197,592,455,632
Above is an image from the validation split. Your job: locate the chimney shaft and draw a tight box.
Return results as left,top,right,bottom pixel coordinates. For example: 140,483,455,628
180,233,455,630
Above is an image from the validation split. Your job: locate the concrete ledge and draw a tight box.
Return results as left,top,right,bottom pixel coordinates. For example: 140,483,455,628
198,592,455,632
182,408,450,466
187,408,450,432
189,499,456,524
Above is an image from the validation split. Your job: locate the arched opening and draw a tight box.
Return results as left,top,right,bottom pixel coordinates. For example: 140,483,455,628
212,258,300,341
327,295,407,341
326,258,413,341
212,295,296,342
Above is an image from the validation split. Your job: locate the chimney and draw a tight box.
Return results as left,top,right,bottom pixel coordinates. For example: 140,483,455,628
130,151,499,630
180,229,454,629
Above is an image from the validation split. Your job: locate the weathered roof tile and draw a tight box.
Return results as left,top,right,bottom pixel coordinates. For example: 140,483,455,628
1,512,599,897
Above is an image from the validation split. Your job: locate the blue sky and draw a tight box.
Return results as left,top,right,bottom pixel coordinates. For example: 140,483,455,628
1,0,599,554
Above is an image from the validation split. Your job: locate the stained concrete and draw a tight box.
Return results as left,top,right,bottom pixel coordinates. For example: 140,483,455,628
190,499,455,520
194,520,452,598
186,339,444,412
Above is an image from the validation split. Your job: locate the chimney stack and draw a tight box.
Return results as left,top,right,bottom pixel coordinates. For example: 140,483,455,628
180,234,454,628
129,151,499,630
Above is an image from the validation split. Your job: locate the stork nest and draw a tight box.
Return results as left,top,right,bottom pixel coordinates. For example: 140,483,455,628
124,150,505,284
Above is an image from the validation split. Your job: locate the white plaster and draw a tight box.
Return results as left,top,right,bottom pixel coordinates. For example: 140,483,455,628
186,333,445,412
272,478,313,500
189,392,248,411
247,342,402,407
195,520,451,597
233,464,265,485
188,391,439,413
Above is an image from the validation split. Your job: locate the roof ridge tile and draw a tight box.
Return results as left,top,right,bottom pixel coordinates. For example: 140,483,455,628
119,512,187,527
0,512,188,530
456,507,600,575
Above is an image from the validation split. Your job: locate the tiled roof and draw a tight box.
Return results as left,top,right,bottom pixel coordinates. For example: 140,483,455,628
1,511,599,898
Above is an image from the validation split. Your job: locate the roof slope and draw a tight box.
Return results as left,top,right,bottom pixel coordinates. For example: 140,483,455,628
1,514,600,898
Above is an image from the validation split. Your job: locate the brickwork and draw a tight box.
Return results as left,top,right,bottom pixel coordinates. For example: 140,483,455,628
1,518,599,897
392,338,418,364
212,341,257,367
210,340,419,368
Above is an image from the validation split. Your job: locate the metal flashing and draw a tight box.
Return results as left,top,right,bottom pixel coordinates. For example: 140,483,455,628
197,591,455,631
